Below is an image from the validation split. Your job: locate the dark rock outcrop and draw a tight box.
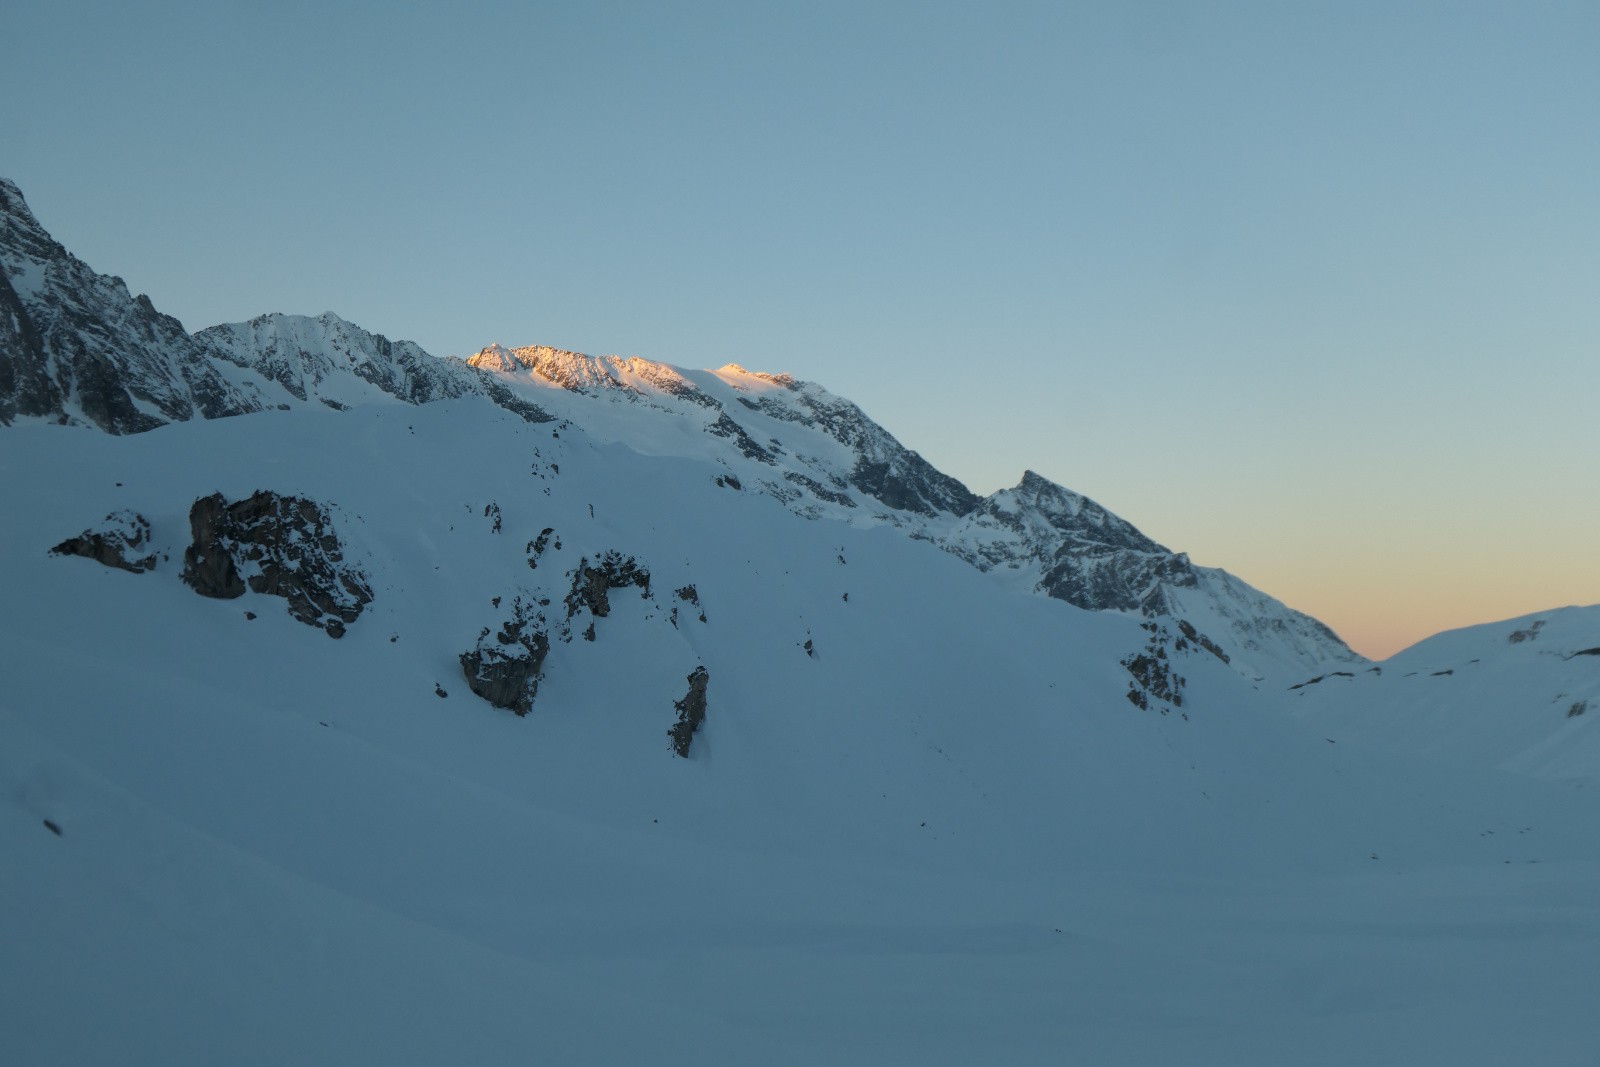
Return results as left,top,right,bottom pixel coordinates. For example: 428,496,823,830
525,527,557,569
181,493,247,598
670,584,707,627
180,490,372,636
1122,623,1187,712
50,510,158,573
668,666,710,757
1176,619,1230,664
707,412,776,464
459,596,550,715
564,551,651,620
783,471,855,508
1508,620,1546,644
1288,670,1356,691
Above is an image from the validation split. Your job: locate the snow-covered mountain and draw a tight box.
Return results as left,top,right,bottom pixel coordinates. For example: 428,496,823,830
199,312,555,424
1287,605,1600,780
4,177,1597,1065
0,177,1356,682
0,179,271,432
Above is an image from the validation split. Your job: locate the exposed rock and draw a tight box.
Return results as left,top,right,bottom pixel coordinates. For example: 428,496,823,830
1176,619,1230,664
1122,623,1186,712
181,494,246,599
1288,671,1356,691
525,528,556,569
564,551,651,620
707,412,776,464
1508,620,1547,644
783,471,855,508
180,490,372,636
50,510,157,573
668,666,710,757
669,584,707,628
459,596,549,715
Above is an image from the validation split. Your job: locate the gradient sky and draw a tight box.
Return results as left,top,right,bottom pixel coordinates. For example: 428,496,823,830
4,1,1596,658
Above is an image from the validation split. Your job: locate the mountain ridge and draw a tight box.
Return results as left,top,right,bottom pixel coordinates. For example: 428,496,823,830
0,176,1357,682
5,175,1600,1066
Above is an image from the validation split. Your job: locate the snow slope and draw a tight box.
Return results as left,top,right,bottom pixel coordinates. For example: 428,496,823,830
1289,605,1600,780
4,404,1599,1065
5,176,1600,1064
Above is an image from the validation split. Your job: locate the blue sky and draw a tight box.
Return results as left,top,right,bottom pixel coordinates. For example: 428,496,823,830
4,0,1597,656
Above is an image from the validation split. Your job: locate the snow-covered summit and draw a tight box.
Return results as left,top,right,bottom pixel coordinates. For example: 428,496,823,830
466,343,715,406
712,362,796,389
198,312,549,424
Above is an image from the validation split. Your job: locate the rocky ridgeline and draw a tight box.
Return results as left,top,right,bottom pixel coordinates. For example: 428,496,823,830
201,313,554,424
0,179,263,433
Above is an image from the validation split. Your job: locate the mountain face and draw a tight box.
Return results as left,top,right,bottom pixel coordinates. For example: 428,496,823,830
0,179,267,432
5,177,1599,1065
0,177,1357,683
455,346,1358,681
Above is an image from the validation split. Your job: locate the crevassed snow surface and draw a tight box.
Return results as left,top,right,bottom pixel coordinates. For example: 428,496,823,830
3,403,1598,1065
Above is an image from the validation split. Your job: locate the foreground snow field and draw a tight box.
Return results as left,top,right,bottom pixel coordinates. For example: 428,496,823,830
3,404,1597,1065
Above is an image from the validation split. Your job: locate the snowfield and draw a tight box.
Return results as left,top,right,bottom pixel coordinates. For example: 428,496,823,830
3,402,1598,1066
